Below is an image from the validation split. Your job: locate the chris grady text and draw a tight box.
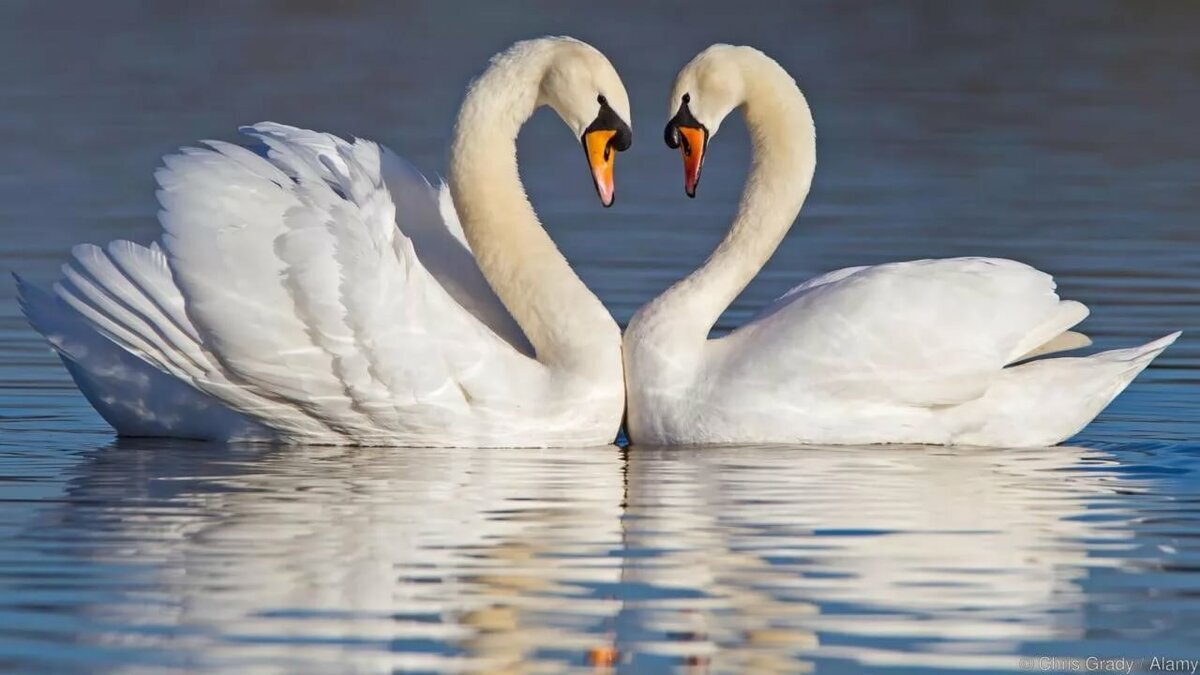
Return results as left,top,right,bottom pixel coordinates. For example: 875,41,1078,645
1019,656,1199,674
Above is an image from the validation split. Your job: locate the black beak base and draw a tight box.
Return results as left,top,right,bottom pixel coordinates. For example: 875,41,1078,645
585,98,633,152
665,97,708,199
664,97,704,149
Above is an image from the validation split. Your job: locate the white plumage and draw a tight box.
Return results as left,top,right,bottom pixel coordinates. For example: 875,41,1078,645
623,45,1178,446
19,38,632,446
20,126,533,444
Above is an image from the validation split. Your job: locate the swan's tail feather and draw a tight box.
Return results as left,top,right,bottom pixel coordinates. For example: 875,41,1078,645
1095,331,1179,365
953,332,1180,446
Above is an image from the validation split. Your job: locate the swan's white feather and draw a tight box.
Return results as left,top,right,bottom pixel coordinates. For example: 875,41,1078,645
1017,330,1092,361
715,257,1176,445
42,241,341,439
947,331,1178,446
633,255,1177,446
15,273,275,442
628,44,1176,447
18,123,589,446
728,258,1080,406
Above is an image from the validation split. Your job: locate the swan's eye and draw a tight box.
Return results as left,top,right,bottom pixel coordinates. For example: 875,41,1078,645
597,95,608,106
682,93,691,104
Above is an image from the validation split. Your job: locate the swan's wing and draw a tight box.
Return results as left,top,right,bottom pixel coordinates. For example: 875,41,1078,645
147,123,542,438
16,262,278,442
721,257,1089,406
247,122,531,356
26,240,331,439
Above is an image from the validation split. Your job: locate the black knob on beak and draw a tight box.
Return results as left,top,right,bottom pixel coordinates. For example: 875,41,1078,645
665,122,681,149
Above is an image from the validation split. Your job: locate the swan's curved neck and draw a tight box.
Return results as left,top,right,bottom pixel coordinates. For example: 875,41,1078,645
448,45,618,371
638,56,816,343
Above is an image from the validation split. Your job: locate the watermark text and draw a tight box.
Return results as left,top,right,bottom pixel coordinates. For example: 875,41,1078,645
1017,656,1198,674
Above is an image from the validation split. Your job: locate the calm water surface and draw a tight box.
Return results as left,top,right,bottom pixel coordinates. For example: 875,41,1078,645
1,1,1198,672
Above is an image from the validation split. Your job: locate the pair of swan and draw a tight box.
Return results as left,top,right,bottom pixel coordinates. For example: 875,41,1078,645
18,37,1177,447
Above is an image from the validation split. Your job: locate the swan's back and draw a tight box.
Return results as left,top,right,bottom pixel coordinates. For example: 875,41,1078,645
724,257,1085,405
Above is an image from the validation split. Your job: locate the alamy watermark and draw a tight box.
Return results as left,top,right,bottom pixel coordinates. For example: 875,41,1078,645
1018,656,1198,674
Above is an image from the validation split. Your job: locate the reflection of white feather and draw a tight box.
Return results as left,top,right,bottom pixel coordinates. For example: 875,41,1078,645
624,445,1122,671
51,444,1136,672
70,446,625,673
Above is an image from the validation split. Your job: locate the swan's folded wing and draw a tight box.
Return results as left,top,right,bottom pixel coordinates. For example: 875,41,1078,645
721,257,1089,406
153,123,543,438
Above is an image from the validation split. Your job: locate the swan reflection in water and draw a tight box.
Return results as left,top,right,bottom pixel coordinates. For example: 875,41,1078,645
51,442,1143,672
623,445,1134,672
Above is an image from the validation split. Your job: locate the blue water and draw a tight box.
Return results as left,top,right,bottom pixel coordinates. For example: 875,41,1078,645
2,1,1198,672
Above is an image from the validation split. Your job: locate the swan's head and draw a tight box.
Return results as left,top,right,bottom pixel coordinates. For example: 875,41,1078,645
664,45,752,197
537,38,633,207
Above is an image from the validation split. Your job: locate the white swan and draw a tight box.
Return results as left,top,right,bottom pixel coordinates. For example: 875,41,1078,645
623,44,1179,447
17,37,633,447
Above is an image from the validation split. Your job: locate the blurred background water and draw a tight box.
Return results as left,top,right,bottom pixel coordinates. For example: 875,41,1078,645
1,1,1198,672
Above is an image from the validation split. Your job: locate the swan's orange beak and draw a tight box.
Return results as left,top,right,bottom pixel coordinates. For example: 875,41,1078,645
665,99,708,198
676,126,707,198
584,129,618,207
